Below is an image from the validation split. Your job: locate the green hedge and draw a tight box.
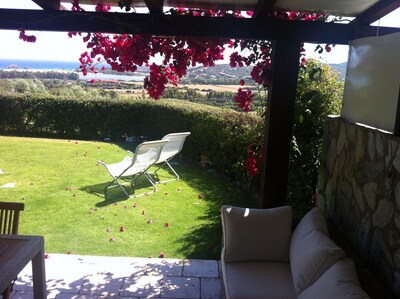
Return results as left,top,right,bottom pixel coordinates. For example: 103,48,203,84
0,94,262,182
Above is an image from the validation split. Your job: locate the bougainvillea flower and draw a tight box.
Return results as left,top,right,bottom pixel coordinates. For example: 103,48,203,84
120,226,125,232
147,219,153,224
164,223,169,228
109,236,116,241
142,210,146,215
239,79,245,86
106,227,111,232
159,251,165,258
133,203,138,207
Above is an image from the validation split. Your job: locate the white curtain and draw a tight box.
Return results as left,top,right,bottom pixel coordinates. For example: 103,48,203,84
341,32,400,133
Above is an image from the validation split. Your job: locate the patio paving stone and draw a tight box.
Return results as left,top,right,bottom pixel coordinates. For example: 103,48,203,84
120,275,163,298
10,254,222,299
161,277,200,299
145,259,183,277
183,260,219,278
200,278,222,299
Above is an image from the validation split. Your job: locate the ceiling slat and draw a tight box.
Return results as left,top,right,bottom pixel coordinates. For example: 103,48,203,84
32,0,61,10
252,0,277,18
353,0,400,24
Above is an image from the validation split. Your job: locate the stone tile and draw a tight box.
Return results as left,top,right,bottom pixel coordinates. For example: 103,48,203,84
161,276,200,299
79,272,125,296
55,294,98,299
183,260,219,278
83,256,148,277
11,291,33,299
99,297,139,299
14,274,33,292
46,275,85,294
201,278,222,299
120,275,163,298
146,259,183,277
12,254,221,299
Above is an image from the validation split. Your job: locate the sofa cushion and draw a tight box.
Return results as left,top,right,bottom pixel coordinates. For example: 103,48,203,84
294,207,329,236
221,205,292,262
222,261,296,299
290,228,346,294
298,258,370,299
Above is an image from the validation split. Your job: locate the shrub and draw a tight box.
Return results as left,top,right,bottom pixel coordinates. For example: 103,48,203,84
0,95,262,183
288,60,343,212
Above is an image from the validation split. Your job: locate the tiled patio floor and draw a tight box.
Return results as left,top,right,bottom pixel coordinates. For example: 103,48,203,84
11,254,223,299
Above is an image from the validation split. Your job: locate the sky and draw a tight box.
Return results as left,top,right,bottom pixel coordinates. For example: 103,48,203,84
0,0,399,64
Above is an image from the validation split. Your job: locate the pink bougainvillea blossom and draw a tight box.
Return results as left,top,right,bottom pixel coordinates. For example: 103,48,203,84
18,29,36,43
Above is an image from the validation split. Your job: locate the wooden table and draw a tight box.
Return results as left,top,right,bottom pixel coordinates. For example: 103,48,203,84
0,234,46,298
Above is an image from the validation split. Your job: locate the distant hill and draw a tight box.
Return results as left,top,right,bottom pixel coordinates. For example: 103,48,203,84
329,62,347,81
181,62,347,84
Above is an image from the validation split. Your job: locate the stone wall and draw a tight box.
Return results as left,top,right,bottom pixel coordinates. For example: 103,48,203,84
317,116,400,297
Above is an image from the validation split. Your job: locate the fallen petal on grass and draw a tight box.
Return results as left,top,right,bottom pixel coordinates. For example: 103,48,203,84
147,219,153,224
159,251,165,258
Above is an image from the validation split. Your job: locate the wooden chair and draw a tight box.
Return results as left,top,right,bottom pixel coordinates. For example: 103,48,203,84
0,201,25,299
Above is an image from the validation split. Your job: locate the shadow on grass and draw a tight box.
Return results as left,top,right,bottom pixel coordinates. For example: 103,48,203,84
80,175,158,207
169,161,258,260
82,140,258,260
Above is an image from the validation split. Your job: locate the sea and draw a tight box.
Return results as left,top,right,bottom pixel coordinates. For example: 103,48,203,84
0,58,146,82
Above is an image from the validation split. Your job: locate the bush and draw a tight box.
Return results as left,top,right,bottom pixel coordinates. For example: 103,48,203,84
0,95,262,183
287,59,343,213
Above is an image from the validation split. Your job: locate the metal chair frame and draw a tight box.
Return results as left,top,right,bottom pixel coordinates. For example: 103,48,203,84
98,140,168,198
148,132,191,184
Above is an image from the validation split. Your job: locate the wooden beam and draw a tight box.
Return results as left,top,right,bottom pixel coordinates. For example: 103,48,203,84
353,0,400,25
0,8,359,44
32,0,61,10
144,0,164,15
259,39,301,208
253,0,277,18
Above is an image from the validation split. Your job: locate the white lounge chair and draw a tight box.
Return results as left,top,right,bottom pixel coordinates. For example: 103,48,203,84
149,132,191,183
98,140,168,198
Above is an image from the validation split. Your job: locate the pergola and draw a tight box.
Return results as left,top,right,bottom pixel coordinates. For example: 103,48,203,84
1,0,400,208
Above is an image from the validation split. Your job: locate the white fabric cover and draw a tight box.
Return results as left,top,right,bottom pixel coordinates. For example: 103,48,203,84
294,207,329,236
222,260,296,299
221,205,292,262
298,258,371,299
290,228,346,294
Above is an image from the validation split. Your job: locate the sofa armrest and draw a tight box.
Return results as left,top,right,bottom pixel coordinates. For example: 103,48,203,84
221,205,292,263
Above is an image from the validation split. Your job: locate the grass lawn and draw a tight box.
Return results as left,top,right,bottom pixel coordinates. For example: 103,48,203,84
0,135,256,259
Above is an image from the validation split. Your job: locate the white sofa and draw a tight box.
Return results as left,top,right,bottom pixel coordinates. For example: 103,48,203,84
220,206,370,299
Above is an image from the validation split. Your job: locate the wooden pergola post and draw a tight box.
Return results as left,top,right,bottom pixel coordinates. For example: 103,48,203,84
259,39,302,208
